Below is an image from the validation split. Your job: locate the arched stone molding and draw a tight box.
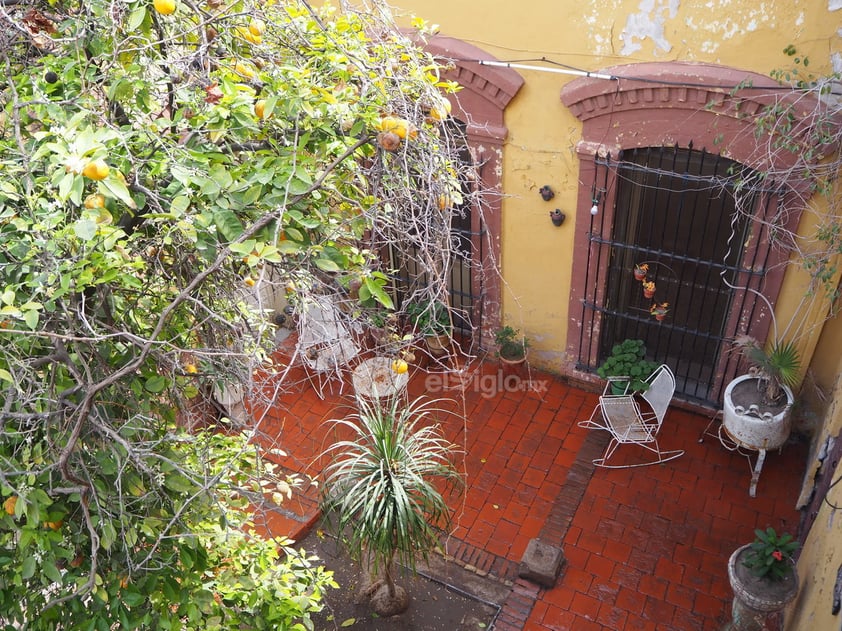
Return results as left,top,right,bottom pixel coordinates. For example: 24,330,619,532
561,61,825,188
559,61,825,392
422,36,524,342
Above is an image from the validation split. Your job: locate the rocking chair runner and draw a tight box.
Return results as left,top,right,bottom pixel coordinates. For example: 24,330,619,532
579,364,684,468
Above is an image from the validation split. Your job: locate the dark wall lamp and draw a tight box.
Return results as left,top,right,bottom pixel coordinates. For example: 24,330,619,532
549,209,565,226
539,185,554,201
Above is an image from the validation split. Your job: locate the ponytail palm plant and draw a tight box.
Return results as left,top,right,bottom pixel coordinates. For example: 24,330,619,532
320,397,462,616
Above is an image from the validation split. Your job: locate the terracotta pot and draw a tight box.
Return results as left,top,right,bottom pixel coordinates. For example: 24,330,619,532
633,269,647,281
654,313,667,321
643,288,655,299
724,544,798,631
425,334,450,356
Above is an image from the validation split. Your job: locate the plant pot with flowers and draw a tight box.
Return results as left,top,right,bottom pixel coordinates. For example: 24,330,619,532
725,528,799,631
633,263,649,281
723,336,800,453
642,281,656,299
650,302,669,321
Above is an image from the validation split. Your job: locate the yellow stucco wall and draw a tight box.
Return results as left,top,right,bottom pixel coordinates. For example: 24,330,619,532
381,2,842,629
386,0,841,369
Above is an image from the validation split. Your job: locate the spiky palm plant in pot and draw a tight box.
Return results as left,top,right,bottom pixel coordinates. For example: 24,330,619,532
320,396,462,616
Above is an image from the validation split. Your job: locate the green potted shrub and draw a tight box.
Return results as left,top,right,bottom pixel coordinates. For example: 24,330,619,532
596,339,659,394
494,326,529,364
406,300,452,355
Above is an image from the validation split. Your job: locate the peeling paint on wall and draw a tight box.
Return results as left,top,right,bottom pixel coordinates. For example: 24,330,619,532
619,0,680,56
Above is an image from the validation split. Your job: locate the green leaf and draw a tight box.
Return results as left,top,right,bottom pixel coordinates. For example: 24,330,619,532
74,219,97,241
23,309,39,330
315,257,340,272
213,209,245,242
42,559,63,584
340,619,356,627
0,369,13,383
126,6,146,32
144,376,167,393
21,556,36,580
100,174,137,209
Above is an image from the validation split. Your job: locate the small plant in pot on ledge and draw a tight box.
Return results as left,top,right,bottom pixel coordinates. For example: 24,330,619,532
494,326,529,365
596,339,659,395
725,527,799,630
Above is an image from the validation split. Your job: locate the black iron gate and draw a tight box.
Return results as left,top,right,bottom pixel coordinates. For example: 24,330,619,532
576,145,783,407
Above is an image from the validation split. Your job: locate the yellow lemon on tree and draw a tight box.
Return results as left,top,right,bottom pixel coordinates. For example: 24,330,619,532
84,193,105,209
428,97,451,122
244,277,256,287
184,363,199,375
82,160,110,181
391,358,409,374
248,18,266,37
236,26,262,45
234,62,256,78
378,116,415,140
153,0,176,15
254,99,267,119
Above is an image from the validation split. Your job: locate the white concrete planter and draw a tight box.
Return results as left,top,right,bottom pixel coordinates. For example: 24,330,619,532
722,375,793,451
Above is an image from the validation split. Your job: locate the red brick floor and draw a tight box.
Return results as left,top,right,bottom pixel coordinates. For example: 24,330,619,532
245,341,805,631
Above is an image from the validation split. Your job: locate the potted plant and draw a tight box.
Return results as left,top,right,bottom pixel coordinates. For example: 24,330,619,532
650,302,669,321
319,396,462,617
642,280,656,299
725,528,799,630
494,326,529,365
633,263,649,281
406,299,452,356
722,335,800,452
596,339,659,395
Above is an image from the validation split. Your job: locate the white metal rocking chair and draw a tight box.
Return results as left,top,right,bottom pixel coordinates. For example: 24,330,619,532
296,297,359,399
583,364,685,468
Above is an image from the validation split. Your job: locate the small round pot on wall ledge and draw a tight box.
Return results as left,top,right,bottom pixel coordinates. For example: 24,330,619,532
724,544,799,631
722,375,794,451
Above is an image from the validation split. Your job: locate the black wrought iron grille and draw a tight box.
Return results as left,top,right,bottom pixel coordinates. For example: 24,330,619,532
577,145,781,407
388,130,485,349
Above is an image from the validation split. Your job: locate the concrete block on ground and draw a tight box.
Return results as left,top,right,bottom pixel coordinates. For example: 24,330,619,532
518,538,565,588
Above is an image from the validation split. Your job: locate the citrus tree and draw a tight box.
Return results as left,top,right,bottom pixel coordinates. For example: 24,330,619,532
0,0,471,626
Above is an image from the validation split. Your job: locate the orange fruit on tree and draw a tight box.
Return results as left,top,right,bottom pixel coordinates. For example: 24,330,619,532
254,99,267,119
153,0,176,15
3,496,17,516
376,131,401,152
82,160,110,181
391,359,409,374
